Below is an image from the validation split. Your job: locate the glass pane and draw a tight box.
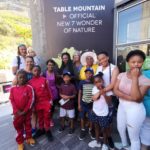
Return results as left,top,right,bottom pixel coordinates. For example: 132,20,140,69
117,1,150,44
117,44,150,72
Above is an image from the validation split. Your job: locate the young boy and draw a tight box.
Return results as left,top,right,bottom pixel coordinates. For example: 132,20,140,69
58,71,77,135
9,70,35,150
28,65,53,141
78,68,94,140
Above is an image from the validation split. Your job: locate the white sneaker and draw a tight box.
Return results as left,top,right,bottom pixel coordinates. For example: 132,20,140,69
88,140,101,148
120,146,130,150
102,144,109,150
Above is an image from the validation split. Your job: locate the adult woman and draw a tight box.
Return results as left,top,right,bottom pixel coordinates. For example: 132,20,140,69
24,56,34,81
44,59,58,101
12,44,27,75
114,50,150,150
43,59,59,126
72,51,82,120
12,56,34,84
96,51,119,149
79,51,98,80
73,51,82,87
59,52,74,76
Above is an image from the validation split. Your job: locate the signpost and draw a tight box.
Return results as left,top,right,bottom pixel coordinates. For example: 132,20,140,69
43,0,114,58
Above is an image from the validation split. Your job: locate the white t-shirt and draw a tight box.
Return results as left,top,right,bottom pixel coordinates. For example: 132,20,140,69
92,86,109,116
96,63,116,96
34,56,40,65
12,56,25,69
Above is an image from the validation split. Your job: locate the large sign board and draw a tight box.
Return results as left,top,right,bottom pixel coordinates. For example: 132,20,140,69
44,0,114,58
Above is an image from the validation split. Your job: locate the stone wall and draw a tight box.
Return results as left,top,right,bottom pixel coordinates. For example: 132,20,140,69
29,0,47,68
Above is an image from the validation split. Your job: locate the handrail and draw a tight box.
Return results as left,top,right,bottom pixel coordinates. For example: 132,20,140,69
0,81,12,84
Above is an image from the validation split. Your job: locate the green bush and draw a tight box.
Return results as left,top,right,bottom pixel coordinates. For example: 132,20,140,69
0,10,32,69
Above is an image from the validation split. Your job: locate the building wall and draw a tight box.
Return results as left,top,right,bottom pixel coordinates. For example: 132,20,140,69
29,0,47,68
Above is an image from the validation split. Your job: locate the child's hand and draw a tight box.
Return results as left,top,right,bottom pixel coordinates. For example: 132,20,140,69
16,110,22,116
92,93,100,101
63,95,69,100
100,89,105,95
19,111,26,116
50,100,53,105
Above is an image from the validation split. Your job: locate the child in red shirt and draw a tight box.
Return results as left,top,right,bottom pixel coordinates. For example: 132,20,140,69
9,70,35,150
29,65,53,141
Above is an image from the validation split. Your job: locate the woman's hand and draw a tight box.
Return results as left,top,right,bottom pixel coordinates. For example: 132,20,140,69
130,68,140,79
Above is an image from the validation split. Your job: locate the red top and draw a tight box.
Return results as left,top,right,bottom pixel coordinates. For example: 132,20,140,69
28,76,52,110
9,84,34,115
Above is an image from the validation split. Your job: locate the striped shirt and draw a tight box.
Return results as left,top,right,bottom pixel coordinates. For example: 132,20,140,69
79,80,94,103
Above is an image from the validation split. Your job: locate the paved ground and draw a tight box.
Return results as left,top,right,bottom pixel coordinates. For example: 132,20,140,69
0,102,122,150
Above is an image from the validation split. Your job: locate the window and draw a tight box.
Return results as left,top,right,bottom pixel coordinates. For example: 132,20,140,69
117,1,150,44
117,43,150,72
116,1,150,72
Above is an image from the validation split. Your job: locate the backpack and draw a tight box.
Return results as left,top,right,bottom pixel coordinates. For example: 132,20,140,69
17,56,21,70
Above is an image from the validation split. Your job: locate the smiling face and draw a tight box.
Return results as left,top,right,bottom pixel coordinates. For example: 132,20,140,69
127,55,144,70
98,54,109,67
94,77,104,89
62,54,69,64
25,57,34,71
73,54,80,63
86,56,94,67
47,61,54,72
18,45,27,57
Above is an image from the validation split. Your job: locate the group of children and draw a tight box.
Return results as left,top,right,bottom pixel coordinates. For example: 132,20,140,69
10,65,113,150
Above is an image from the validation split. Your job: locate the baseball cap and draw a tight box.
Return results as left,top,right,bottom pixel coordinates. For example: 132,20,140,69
63,71,72,77
84,68,94,74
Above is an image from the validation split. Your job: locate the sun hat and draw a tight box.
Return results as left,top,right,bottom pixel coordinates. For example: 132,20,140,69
80,51,97,66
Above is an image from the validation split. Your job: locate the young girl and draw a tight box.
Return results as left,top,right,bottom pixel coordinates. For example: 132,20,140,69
88,72,111,150
9,70,35,150
114,50,150,150
29,65,53,141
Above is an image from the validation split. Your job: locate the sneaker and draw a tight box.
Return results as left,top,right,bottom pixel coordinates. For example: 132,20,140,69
26,138,35,146
68,128,74,135
58,126,65,133
46,130,53,141
102,144,109,150
18,143,24,150
33,129,45,138
88,140,101,148
79,129,86,140
108,136,115,149
120,146,130,150
89,128,95,140
32,128,36,136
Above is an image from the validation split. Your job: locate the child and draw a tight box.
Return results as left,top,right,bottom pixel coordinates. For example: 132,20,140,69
28,65,53,141
58,71,76,135
88,72,111,150
78,68,95,140
9,70,35,150
27,47,40,65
